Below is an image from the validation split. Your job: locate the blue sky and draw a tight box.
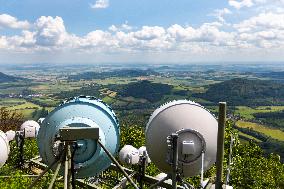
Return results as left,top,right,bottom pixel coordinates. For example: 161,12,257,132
0,0,283,64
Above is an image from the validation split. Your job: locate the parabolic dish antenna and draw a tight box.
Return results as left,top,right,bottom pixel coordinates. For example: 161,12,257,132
146,100,218,177
37,96,120,178
0,130,9,168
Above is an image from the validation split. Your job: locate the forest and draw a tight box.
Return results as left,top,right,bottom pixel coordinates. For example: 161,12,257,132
195,78,284,106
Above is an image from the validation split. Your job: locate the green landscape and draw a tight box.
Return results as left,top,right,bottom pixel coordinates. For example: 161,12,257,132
1,63,284,188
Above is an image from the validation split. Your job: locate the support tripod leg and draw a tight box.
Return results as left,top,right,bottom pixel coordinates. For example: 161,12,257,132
48,161,62,189
171,133,179,189
148,175,170,189
64,144,72,189
139,156,146,189
97,140,139,189
28,158,59,189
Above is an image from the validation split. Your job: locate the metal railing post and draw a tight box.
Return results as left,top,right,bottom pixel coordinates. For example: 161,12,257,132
215,102,226,189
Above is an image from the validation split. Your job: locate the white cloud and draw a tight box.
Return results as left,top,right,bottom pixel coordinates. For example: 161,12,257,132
108,22,133,32
228,0,284,10
0,36,8,48
234,12,284,32
34,16,68,46
0,14,30,29
211,8,232,22
133,26,165,40
1,13,284,62
90,0,109,9
229,0,254,9
234,12,284,49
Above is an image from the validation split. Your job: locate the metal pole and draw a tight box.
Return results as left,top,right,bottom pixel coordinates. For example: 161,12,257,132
148,175,170,189
48,161,62,189
64,143,72,189
16,132,25,168
139,156,146,189
215,102,226,189
172,133,179,189
28,158,59,189
200,152,205,186
97,140,139,189
71,143,77,189
226,135,234,185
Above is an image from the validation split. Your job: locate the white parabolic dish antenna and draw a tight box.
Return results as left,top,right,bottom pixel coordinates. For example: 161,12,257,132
0,130,10,168
146,100,218,177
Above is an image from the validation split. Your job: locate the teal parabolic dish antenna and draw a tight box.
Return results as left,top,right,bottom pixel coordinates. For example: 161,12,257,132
37,96,120,178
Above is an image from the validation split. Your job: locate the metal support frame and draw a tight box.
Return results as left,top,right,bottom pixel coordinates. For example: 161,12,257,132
15,131,25,168
171,133,179,189
28,158,60,189
97,139,139,189
138,155,147,189
28,142,76,189
48,160,62,189
225,135,234,185
148,175,171,189
148,133,184,189
64,142,73,189
108,164,184,189
215,102,226,189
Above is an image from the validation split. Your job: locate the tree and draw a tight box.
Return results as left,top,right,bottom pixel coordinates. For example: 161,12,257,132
0,107,23,132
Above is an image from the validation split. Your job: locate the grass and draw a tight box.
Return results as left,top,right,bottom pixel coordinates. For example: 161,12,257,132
0,99,41,119
238,131,262,142
234,106,284,120
0,98,26,107
236,120,284,141
102,96,116,104
30,81,82,94
7,101,40,110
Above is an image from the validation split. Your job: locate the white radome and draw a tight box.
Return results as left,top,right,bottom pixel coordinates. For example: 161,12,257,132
119,145,140,165
5,130,16,141
20,120,40,138
146,100,218,177
0,131,10,168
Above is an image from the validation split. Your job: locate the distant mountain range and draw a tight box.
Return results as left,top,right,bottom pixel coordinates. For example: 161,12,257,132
257,71,284,80
68,69,158,81
0,72,25,83
194,78,284,106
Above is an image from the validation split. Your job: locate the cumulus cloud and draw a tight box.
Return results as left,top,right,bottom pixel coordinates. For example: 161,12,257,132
0,13,284,61
227,0,282,10
0,36,8,48
229,0,254,9
233,12,284,48
211,8,232,22
234,12,284,32
0,14,30,29
133,26,165,40
108,22,133,32
34,16,68,46
90,0,109,9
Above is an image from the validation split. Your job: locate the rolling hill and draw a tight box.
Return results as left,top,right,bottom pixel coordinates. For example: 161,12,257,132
0,72,23,83
115,80,173,103
194,78,284,106
68,69,158,81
